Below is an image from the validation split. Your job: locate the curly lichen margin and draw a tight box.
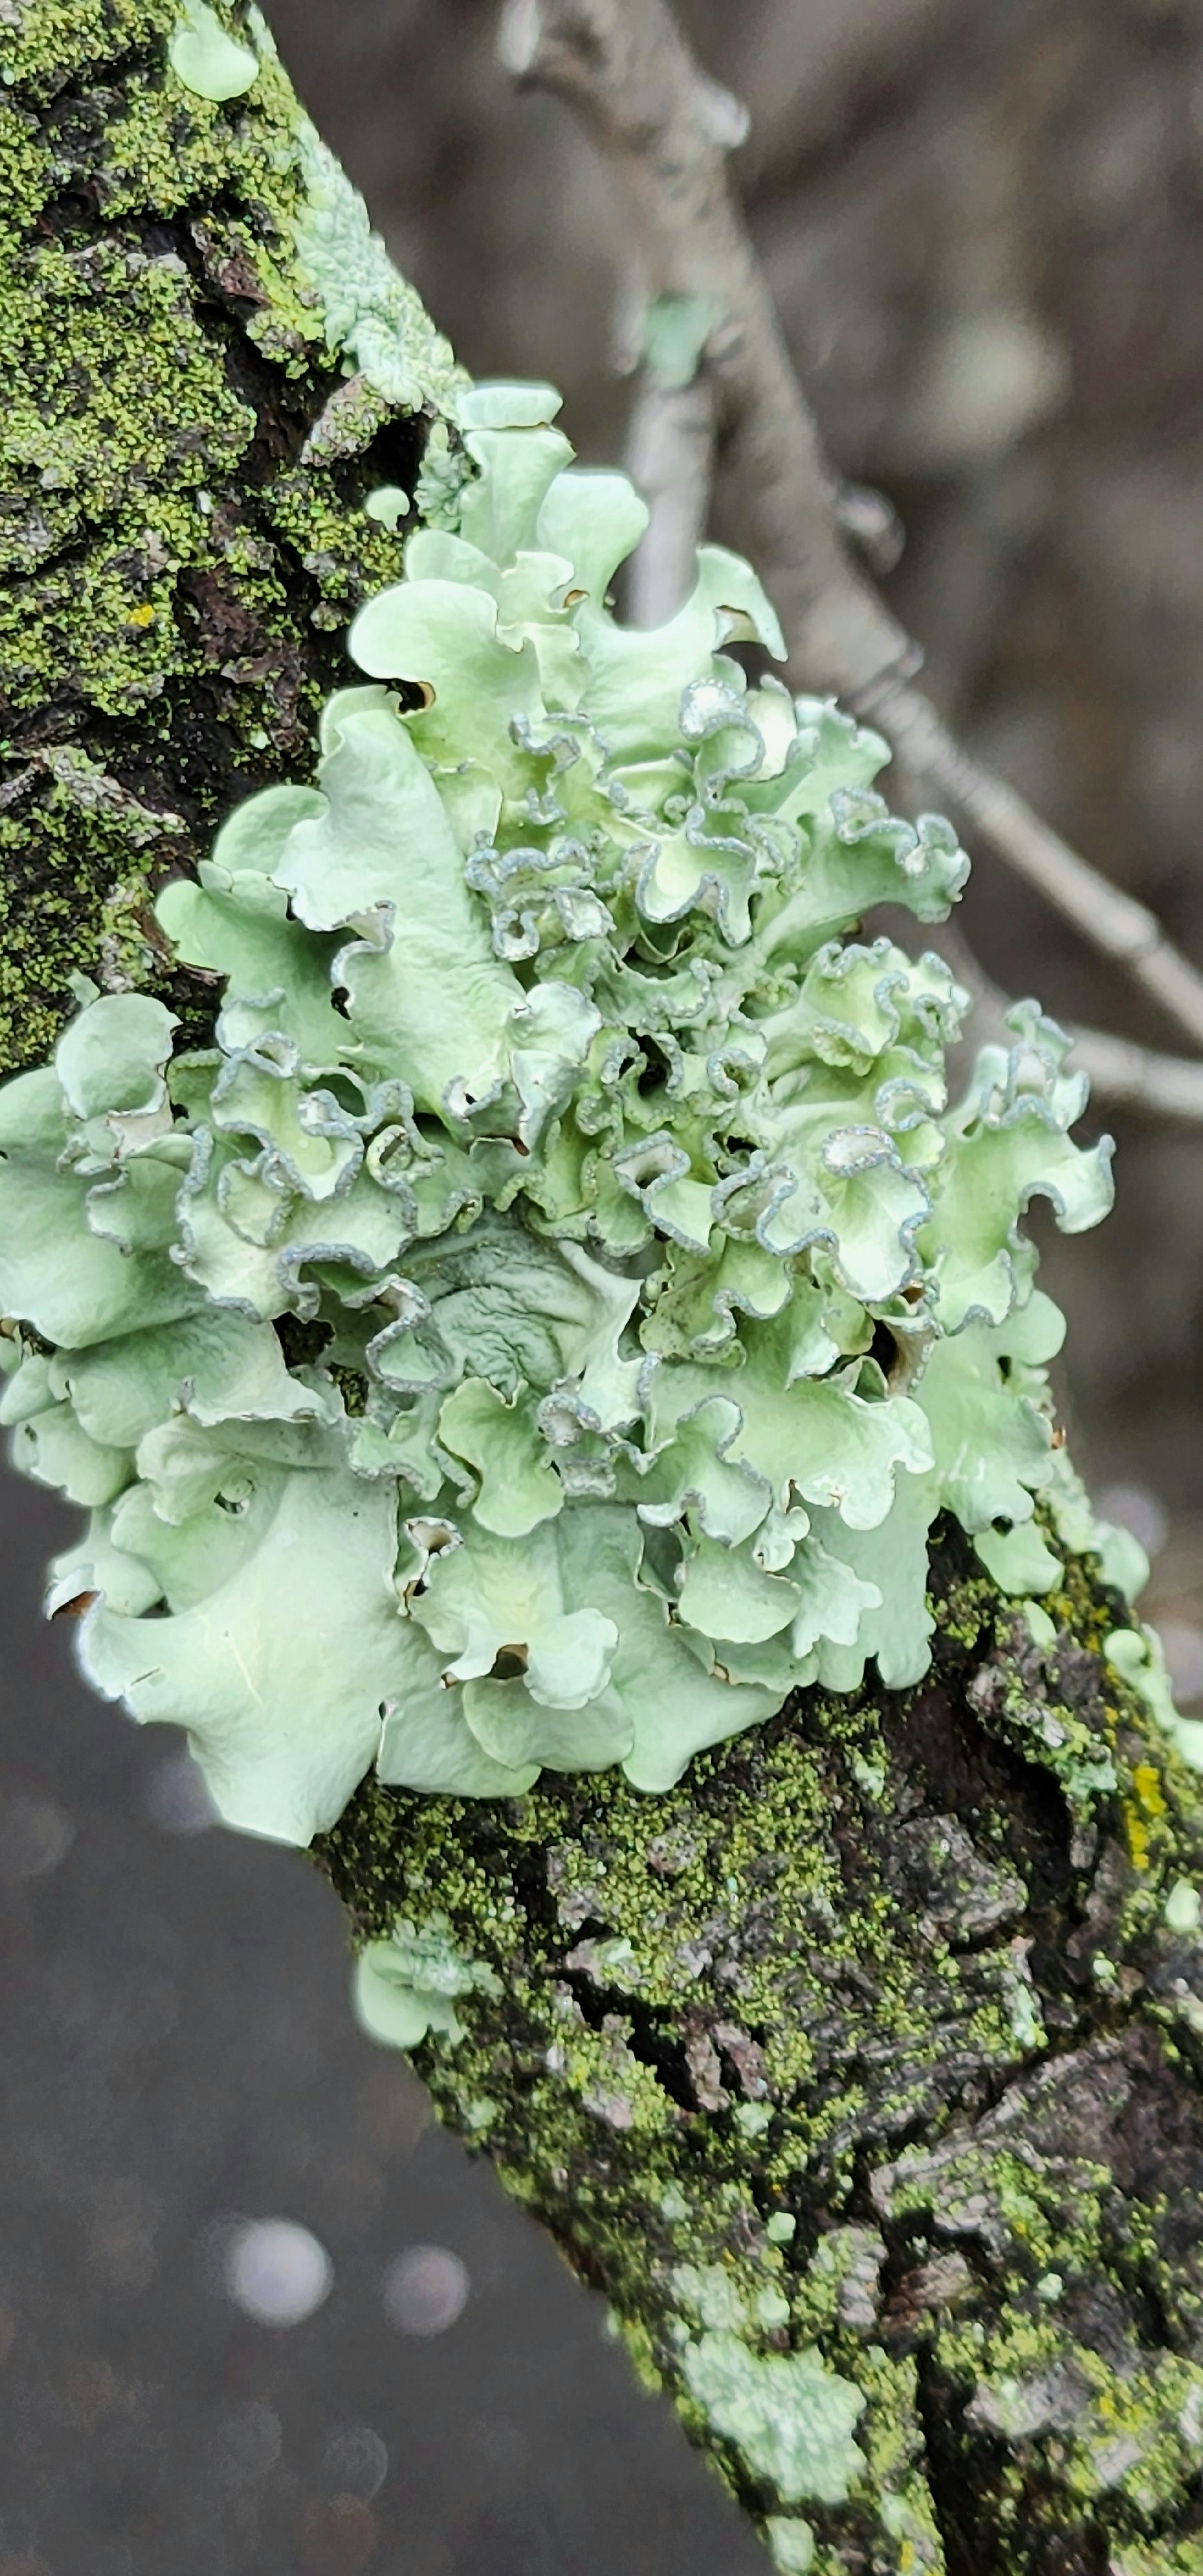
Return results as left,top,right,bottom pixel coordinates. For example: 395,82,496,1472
0,367,1162,1853
4,14,1203,2567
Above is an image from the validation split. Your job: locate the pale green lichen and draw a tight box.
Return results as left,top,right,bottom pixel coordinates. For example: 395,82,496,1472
1165,1877,1202,1934
13,19,1185,2567
1108,1625,1203,1769
765,2516,816,2573
671,2261,752,2333
364,485,411,533
1022,1596,1058,1649
168,0,258,101
681,2330,866,2505
292,119,464,413
353,1911,501,2049
642,291,721,391
412,416,474,531
0,375,1170,1849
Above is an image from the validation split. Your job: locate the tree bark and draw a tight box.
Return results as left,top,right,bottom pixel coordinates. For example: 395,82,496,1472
0,0,462,1077
6,9,1203,2574
320,1530,1203,2576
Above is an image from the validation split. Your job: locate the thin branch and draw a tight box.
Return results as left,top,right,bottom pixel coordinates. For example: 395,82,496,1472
497,0,1203,1061
498,0,913,690
623,373,717,625
861,678,1203,1056
1067,1028,1203,1123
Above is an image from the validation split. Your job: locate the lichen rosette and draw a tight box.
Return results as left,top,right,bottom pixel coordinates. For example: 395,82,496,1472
0,382,1134,1845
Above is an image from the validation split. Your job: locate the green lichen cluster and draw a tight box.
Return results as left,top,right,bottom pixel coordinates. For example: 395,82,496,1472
0,363,1171,1853
7,12,1203,2570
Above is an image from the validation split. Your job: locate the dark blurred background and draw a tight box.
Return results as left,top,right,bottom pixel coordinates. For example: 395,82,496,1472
5,0,1203,2566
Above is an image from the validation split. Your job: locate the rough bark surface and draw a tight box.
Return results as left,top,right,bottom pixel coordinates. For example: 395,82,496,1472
0,0,460,1075
6,8,1203,2575
320,1533,1203,2576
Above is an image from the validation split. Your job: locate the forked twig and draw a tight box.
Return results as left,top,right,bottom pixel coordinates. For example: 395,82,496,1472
498,0,1203,1065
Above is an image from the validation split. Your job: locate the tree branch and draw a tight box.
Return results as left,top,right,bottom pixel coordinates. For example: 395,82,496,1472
9,11,1203,2571
1067,1026,1203,1122
868,680,1203,1055
499,0,913,692
623,372,717,624
498,0,1203,1060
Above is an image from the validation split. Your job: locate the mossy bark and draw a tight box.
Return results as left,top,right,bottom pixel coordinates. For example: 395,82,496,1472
6,8,1203,2575
320,1533,1203,2576
0,0,461,1074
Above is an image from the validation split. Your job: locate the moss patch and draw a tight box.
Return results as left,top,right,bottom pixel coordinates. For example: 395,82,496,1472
317,1531,1203,2567
0,0,462,1072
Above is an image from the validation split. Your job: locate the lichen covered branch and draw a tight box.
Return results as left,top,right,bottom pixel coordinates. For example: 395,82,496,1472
7,10,1203,2576
0,0,463,1075
0,386,1128,1851
323,1535,1203,2574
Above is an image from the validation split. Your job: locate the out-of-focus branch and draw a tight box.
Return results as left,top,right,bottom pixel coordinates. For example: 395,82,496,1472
864,680,1203,1054
623,372,716,625
497,0,1203,1061
498,0,912,688
1067,1028,1203,1122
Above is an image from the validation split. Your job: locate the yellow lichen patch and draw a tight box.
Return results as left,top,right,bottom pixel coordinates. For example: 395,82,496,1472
1123,1759,1171,1871
1123,1802,1152,1871
1132,1760,1168,1821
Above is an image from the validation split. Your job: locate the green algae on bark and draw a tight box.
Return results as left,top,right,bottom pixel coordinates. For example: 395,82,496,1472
0,0,463,1071
318,1530,1203,2573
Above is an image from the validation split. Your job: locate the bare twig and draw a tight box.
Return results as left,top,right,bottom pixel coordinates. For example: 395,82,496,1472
497,0,914,691
497,0,1203,1061
623,374,716,625
1067,1029,1203,1124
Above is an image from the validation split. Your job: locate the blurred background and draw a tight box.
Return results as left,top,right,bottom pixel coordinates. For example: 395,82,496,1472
4,0,1203,2566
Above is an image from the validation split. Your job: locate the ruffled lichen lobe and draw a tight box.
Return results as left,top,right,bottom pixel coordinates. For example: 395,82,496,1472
0,371,1149,1850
